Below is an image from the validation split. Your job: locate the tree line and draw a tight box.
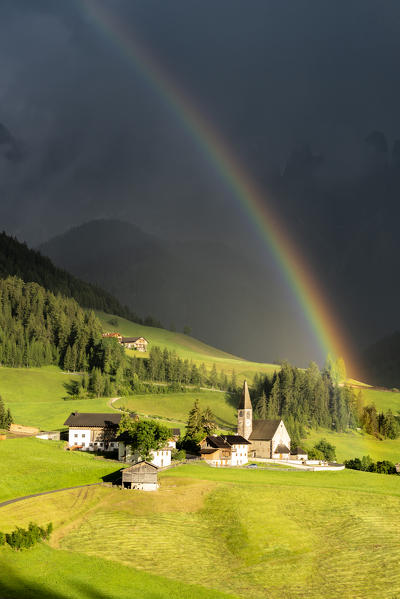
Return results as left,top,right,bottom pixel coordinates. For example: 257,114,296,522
0,231,162,327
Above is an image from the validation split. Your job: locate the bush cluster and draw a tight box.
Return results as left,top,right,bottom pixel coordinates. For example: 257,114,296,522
344,456,398,475
0,522,53,550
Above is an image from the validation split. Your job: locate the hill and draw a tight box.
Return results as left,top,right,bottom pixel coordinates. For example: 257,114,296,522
1,455,400,598
0,230,139,321
96,310,278,378
39,219,319,366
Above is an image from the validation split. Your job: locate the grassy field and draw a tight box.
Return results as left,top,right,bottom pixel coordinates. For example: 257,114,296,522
361,387,400,413
0,437,120,502
96,311,278,379
0,366,114,430
0,544,235,599
2,460,400,598
305,427,400,463
116,389,237,431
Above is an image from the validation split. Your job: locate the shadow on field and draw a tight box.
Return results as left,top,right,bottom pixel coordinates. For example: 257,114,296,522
0,564,117,599
101,468,124,485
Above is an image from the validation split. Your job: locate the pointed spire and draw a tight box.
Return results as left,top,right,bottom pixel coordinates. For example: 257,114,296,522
238,380,252,410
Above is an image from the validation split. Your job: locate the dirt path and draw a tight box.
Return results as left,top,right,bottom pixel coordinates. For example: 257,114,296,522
0,483,102,509
107,397,121,410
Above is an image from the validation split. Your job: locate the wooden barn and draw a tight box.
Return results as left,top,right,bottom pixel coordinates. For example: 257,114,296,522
122,461,159,491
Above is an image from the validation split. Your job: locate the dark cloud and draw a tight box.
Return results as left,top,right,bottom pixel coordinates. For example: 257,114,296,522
1,1,400,363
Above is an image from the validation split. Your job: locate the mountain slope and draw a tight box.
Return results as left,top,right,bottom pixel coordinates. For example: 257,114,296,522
39,219,318,365
0,230,138,320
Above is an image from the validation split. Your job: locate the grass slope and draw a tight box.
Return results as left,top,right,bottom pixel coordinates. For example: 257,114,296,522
116,389,237,431
0,544,236,599
0,438,120,502
2,461,400,598
96,311,278,379
0,366,113,430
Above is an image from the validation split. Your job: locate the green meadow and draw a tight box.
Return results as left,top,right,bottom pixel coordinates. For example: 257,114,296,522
1,459,400,598
0,366,113,430
116,389,237,431
0,437,119,502
96,311,278,379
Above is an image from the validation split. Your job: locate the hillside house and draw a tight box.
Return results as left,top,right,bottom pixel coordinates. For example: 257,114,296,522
120,336,148,352
200,434,250,467
237,381,293,459
117,429,178,467
122,461,159,491
101,332,123,342
64,412,136,452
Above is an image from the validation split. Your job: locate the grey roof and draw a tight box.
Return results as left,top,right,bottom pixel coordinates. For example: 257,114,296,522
274,444,290,454
249,419,281,441
221,435,251,446
121,337,148,343
123,460,158,472
64,412,123,427
238,380,252,410
204,435,231,449
200,448,219,455
170,428,181,437
290,447,307,455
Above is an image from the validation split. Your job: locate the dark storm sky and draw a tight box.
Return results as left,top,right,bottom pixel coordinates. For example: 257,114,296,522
1,0,400,363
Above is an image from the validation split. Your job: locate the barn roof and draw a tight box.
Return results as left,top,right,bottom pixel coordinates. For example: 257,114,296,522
220,435,251,445
200,448,219,455
123,460,158,472
249,419,281,441
238,380,252,410
64,412,123,427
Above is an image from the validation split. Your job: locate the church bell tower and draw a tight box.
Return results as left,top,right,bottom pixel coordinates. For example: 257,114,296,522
237,380,253,439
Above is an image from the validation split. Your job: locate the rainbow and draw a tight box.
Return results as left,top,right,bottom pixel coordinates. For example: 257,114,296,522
79,0,354,372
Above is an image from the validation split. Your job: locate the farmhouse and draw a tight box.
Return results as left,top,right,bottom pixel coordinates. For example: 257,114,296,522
200,434,250,467
237,381,293,459
64,412,136,452
101,332,123,342
120,336,148,352
122,461,159,491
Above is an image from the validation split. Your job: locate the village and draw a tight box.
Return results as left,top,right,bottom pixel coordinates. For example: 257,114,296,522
58,380,343,491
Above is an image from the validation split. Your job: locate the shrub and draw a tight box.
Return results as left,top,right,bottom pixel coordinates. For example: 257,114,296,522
1,522,53,550
313,439,336,461
172,448,186,461
307,447,325,461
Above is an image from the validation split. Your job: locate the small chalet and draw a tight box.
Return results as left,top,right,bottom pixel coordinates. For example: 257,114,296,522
101,332,123,342
64,412,136,452
120,336,148,352
122,461,159,491
200,434,250,467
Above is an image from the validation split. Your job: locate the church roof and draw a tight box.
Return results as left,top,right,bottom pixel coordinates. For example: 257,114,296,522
238,380,252,410
249,419,281,441
274,444,290,454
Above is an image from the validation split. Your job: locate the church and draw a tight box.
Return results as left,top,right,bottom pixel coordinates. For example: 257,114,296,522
237,380,292,459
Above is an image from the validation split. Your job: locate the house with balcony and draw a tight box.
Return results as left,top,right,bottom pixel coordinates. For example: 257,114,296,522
200,434,250,467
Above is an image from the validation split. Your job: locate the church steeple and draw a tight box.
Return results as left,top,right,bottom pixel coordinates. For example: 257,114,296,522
237,380,253,439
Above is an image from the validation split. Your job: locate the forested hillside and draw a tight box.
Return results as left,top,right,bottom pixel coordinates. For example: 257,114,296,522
0,231,140,321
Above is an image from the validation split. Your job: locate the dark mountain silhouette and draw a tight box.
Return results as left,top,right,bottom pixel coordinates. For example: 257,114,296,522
0,230,139,321
38,219,313,364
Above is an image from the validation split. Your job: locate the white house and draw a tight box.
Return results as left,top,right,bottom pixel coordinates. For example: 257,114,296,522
64,412,125,452
200,434,250,467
